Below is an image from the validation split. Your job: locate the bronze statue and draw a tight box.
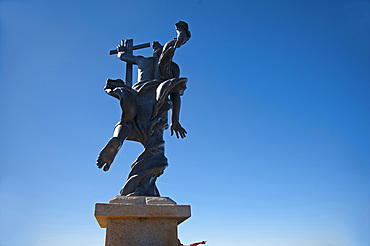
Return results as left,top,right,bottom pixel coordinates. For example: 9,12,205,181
97,21,191,197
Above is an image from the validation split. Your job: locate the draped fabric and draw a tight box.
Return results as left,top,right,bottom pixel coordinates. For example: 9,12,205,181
106,77,187,196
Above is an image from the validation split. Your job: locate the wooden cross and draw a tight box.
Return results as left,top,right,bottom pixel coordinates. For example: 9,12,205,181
110,39,150,87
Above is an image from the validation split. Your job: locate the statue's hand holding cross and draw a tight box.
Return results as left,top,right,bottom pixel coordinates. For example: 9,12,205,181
109,39,150,87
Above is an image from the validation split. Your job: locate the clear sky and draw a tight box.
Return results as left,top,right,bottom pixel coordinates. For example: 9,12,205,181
0,0,369,245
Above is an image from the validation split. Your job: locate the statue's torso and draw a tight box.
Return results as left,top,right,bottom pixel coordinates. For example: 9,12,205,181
137,56,159,83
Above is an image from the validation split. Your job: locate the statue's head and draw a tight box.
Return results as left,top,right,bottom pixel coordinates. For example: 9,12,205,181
152,41,163,57
104,78,125,90
175,21,191,48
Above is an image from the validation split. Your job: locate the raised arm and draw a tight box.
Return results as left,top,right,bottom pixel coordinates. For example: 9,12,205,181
117,44,144,65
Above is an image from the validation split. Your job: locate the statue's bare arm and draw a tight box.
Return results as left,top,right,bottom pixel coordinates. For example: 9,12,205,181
188,241,207,246
170,92,187,138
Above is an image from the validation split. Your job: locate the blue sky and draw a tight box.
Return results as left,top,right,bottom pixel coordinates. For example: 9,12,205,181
0,0,369,245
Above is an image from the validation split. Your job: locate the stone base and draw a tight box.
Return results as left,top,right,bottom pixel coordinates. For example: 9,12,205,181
95,196,191,246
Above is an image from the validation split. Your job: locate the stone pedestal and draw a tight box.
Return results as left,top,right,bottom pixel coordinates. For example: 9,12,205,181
95,196,191,246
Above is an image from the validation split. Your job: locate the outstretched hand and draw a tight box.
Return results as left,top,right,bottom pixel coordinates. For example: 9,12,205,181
116,44,124,53
189,241,207,246
171,122,187,138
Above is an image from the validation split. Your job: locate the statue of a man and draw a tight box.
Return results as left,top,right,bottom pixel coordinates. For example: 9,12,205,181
97,21,191,197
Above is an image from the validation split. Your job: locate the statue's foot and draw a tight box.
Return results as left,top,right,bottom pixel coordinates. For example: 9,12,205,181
96,137,121,172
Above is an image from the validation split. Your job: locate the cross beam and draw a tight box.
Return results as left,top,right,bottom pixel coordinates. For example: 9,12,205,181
110,39,151,87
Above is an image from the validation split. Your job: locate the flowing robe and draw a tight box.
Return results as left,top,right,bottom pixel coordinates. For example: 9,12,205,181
106,77,187,196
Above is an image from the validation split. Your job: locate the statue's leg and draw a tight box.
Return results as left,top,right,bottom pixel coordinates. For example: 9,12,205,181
113,122,132,142
96,123,132,172
97,84,137,172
